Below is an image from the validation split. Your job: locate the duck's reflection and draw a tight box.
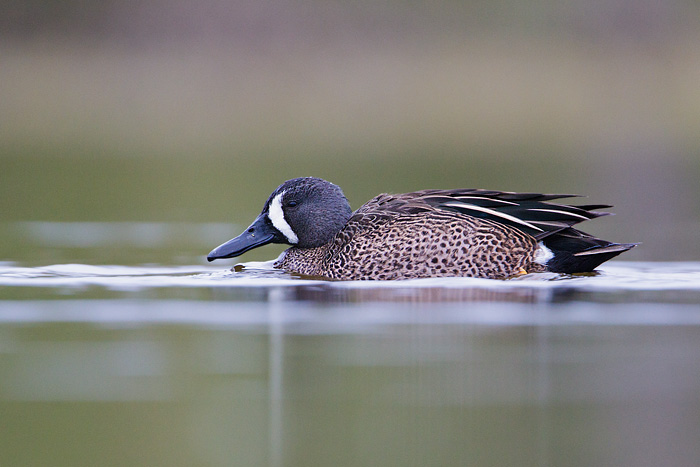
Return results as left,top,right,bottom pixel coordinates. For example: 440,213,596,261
288,283,546,303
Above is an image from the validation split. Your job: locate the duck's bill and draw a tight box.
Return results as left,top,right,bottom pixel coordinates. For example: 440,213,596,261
207,215,277,261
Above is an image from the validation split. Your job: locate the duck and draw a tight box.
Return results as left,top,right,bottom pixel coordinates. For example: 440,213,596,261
207,177,636,280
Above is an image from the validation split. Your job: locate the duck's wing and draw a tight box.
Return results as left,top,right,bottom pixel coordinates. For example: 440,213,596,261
408,189,611,240
354,189,607,239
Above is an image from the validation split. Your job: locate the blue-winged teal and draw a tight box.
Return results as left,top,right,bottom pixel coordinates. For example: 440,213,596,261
207,177,636,280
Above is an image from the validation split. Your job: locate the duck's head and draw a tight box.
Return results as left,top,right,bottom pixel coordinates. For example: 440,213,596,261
207,177,352,261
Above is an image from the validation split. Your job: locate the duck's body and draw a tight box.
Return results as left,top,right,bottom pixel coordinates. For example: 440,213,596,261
208,177,635,280
275,191,546,279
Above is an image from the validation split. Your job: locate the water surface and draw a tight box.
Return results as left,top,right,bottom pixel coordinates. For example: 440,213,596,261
1,260,699,466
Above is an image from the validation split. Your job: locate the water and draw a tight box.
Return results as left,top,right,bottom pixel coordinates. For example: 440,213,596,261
2,258,700,467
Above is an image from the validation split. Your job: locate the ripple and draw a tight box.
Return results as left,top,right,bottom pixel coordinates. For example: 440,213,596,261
1,261,700,300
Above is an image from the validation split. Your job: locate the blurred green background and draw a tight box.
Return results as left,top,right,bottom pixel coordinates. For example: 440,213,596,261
2,0,699,264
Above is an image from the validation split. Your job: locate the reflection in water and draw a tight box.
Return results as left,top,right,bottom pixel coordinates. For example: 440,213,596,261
2,263,700,466
1,299,700,466
3,262,700,304
289,282,544,303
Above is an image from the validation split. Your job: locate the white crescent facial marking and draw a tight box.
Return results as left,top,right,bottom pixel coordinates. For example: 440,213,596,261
268,191,299,244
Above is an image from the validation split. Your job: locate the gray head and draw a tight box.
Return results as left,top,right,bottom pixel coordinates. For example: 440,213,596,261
207,177,352,261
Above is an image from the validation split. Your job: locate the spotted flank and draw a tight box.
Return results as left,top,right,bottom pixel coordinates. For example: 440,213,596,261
207,177,636,280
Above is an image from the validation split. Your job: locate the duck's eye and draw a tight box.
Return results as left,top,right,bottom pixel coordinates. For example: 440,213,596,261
286,201,298,208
